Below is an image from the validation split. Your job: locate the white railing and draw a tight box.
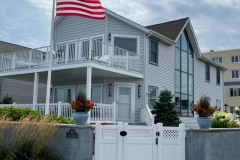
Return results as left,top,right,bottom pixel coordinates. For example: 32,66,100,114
0,102,116,123
90,102,116,124
0,39,143,74
140,105,155,126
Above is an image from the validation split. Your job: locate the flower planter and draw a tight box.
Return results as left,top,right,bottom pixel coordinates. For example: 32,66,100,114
72,112,89,125
197,117,212,129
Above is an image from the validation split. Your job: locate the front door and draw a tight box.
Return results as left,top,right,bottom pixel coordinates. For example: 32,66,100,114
116,83,135,123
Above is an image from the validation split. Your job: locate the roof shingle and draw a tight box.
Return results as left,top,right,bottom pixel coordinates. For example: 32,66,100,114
146,18,189,41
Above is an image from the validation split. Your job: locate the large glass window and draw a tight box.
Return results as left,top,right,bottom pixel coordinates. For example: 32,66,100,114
149,39,158,64
175,30,194,117
114,37,137,53
77,85,102,103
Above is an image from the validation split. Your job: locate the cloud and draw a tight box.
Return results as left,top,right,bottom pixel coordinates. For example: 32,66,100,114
1,30,8,36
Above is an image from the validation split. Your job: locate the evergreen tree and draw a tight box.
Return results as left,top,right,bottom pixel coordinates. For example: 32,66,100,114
2,94,13,104
151,89,181,126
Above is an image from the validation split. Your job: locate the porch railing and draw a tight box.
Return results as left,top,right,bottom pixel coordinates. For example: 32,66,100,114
0,102,116,124
140,105,155,126
0,39,143,74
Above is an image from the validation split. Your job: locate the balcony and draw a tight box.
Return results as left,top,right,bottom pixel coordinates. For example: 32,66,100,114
0,39,143,76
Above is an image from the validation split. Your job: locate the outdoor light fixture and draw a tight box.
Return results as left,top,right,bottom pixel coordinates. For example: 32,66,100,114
108,33,111,41
138,85,141,98
109,83,112,97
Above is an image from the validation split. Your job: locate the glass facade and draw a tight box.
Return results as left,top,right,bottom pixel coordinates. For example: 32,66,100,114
175,30,194,117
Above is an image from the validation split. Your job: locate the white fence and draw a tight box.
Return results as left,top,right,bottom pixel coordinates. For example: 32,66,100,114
95,122,185,160
0,102,116,123
140,105,155,126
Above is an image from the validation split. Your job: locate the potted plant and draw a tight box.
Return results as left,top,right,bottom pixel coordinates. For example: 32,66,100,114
192,95,220,129
69,91,96,125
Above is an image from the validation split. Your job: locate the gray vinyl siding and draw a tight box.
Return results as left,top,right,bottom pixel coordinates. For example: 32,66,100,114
55,17,105,43
53,77,144,124
194,56,224,109
1,78,47,104
0,41,29,53
146,37,175,104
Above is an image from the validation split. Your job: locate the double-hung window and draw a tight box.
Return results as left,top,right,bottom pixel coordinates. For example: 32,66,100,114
212,57,222,64
149,39,158,65
232,70,240,79
230,88,240,97
231,56,240,63
205,64,210,82
216,69,220,85
216,99,221,108
148,86,158,109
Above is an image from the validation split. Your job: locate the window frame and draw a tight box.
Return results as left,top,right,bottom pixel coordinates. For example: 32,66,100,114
230,88,240,97
53,85,76,103
77,84,103,103
216,99,221,108
205,64,210,82
232,70,240,79
149,39,159,65
216,69,221,85
231,55,240,63
212,57,222,64
111,34,140,55
148,86,158,109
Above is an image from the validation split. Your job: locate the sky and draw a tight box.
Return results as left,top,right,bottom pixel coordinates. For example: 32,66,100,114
0,0,239,53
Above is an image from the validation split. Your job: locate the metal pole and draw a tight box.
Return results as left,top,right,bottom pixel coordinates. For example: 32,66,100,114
45,0,55,116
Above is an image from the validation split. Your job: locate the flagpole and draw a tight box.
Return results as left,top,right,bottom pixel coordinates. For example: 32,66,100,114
45,0,56,115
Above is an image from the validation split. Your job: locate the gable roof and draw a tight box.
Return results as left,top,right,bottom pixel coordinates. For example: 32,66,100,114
146,18,189,41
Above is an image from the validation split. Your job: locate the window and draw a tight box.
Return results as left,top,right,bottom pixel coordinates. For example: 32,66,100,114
205,64,210,82
77,85,102,103
149,86,158,109
206,97,211,105
114,37,137,53
212,57,222,64
231,56,240,63
216,99,221,108
230,88,240,97
175,29,194,117
232,70,240,78
216,69,220,85
149,39,158,64
54,86,75,103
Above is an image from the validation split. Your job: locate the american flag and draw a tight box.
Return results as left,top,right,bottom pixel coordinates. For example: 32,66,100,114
56,0,105,20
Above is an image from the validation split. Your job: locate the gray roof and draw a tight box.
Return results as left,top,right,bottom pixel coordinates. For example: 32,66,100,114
0,41,30,53
146,18,189,41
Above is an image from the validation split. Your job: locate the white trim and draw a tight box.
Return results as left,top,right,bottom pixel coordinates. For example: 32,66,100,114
114,82,135,123
111,34,140,55
56,39,79,45
77,84,103,103
0,61,143,78
53,85,76,103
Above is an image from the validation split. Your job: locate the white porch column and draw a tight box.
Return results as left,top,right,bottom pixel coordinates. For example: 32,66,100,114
86,66,92,124
33,72,39,110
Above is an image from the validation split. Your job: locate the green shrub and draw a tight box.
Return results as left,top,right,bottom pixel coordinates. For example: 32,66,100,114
0,107,41,121
46,114,74,124
2,94,13,104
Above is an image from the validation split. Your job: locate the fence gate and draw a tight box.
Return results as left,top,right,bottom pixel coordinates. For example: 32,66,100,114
95,122,185,160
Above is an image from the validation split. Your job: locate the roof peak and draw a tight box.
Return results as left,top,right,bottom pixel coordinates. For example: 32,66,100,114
146,17,189,28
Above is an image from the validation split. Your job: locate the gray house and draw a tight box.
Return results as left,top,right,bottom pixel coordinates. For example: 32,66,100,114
0,41,47,103
0,8,226,124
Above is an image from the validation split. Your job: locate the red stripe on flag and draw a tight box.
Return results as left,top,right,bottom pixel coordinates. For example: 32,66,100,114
57,2,103,10
57,7,104,15
56,13,105,20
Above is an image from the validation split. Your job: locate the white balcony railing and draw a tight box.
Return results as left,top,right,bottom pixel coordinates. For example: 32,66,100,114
0,102,116,124
0,39,143,74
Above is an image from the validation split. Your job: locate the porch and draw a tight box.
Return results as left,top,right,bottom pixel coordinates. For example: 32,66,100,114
0,102,154,125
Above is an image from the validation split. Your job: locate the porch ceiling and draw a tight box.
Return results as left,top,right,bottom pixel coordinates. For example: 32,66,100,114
4,67,140,84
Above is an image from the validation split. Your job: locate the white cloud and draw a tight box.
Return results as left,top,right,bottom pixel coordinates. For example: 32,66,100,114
226,29,238,35
1,30,8,36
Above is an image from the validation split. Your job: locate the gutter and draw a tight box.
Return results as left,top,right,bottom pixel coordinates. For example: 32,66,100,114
198,56,228,71
148,30,175,45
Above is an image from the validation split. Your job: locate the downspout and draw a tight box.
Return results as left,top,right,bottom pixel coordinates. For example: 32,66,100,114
144,31,153,107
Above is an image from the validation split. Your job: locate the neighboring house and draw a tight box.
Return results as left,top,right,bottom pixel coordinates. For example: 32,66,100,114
204,49,240,112
0,41,47,103
0,8,226,124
